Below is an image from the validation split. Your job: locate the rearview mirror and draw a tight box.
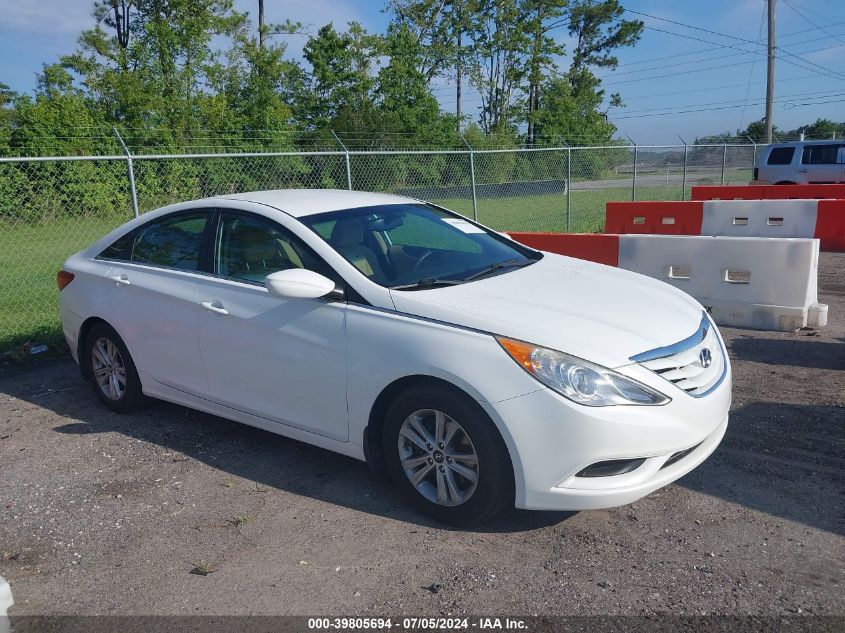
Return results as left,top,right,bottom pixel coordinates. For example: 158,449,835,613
265,269,341,300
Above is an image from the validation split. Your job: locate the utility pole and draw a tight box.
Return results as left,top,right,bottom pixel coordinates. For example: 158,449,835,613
456,28,462,134
258,0,266,48
765,0,776,143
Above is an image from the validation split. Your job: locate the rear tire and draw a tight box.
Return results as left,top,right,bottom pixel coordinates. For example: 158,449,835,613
84,322,144,413
382,384,513,527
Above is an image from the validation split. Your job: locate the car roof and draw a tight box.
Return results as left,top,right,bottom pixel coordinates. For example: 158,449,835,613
211,188,420,218
767,140,842,148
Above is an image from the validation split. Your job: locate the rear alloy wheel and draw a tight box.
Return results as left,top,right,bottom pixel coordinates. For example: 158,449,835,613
383,384,513,526
84,323,144,413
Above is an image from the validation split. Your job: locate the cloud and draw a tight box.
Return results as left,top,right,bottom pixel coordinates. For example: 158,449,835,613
3,0,95,35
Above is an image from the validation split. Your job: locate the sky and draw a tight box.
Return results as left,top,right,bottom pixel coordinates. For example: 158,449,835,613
1,0,844,145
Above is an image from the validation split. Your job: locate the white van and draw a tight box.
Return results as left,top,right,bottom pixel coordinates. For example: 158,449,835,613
754,141,845,184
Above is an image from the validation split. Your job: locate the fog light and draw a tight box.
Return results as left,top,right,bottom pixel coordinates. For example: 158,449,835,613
576,458,646,478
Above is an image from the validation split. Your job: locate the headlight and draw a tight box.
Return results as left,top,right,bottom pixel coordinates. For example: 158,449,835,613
496,336,670,407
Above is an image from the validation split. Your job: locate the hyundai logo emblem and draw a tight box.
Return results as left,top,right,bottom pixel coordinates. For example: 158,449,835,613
699,348,712,368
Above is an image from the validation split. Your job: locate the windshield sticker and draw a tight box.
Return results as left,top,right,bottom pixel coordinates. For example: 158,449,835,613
442,218,485,234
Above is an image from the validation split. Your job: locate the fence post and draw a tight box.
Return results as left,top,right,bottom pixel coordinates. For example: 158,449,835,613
459,133,478,221
631,144,638,201
331,130,352,191
721,141,728,185
113,127,139,218
747,136,758,180
678,135,689,201
624,136,638,202
566,147,572,232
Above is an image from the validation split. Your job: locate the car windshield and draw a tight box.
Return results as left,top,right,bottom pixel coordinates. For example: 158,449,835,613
301,203,541,289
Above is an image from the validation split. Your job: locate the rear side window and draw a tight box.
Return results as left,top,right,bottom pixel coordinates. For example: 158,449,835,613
801,144,843,165
133,214,208,270
767,147,795,165
99,212,209,271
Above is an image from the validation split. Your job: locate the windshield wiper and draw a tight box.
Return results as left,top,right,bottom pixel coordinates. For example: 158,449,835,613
461,259,533,282
390,278,466,291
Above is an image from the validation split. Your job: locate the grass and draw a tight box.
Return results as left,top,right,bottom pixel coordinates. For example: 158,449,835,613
0,214,126,354
0,182,699,354
434,184,692,233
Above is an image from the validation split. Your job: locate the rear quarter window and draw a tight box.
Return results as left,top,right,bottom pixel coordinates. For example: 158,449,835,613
801,144,843,165
98,212,209,271
766,147,795,165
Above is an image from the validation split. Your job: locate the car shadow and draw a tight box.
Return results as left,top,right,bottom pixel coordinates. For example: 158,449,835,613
677,400,845,536
728,336,845,370
11,361,573,533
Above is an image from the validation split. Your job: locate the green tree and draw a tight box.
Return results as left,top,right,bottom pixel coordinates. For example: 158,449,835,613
302,23,377,129
467,0,529,134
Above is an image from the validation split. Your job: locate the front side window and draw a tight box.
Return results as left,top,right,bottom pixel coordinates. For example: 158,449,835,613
301,203,540,289
98,212,208,271
215,212,325,283
767,147,795,165
801,144,843,165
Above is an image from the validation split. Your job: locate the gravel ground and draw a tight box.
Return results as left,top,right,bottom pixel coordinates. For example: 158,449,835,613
1,254,843,619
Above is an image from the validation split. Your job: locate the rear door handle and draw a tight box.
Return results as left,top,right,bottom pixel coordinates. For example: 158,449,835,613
110,274,130,286
201,300,229,316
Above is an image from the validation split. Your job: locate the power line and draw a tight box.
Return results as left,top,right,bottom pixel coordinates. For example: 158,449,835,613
625,9,845,79
612,87,845,117
595,30,845,79
739,3,768,132
598,40,843,87
641,24,845,82
781,0,845,45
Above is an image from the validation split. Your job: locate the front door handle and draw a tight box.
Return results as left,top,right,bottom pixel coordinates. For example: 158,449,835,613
110,274,130,286
201,300,229,316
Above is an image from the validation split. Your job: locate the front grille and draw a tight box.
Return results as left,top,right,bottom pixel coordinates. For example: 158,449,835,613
631,312,726,397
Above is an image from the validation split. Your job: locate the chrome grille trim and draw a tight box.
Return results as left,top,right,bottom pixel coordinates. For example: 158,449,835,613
630,311,728,398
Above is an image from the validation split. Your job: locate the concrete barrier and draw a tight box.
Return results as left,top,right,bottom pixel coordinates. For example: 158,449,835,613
507,232,619,266
508,232,828,331
692,184,845,200
605,201,703,235
701,199,819,238
603,199,845,252
0,576,12,633
619,235,827,331
817,200,845,251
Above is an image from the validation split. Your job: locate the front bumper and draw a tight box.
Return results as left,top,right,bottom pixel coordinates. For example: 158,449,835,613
483,360,731,511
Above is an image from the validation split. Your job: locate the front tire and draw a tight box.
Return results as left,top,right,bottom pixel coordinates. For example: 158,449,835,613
382,384,513,526
84,322,144,413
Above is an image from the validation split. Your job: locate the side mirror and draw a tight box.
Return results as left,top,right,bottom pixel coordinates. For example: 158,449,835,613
265,269,342,300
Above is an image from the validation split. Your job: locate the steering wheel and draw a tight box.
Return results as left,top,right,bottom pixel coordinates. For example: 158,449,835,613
409,250,435,273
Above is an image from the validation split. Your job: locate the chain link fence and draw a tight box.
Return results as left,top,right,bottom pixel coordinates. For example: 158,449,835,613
0,140,760,352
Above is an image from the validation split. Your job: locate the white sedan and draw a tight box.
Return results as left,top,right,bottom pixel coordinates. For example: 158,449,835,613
58,189,731,525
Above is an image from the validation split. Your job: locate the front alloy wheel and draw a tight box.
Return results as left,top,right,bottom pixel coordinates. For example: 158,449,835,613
398,409,479,507
383,384,513,526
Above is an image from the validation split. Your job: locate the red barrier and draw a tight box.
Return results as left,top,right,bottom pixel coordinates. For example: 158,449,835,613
815,200,845,252
508,232,619,266
604,201,703,235
692,184,845,200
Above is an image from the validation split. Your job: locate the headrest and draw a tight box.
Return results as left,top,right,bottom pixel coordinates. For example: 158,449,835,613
233,225,277,263
330,218,366,247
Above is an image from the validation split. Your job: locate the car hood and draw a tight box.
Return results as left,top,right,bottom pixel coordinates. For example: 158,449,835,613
389,253,705,369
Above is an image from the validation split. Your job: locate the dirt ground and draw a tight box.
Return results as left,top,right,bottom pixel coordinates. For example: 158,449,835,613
1,255,843,619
